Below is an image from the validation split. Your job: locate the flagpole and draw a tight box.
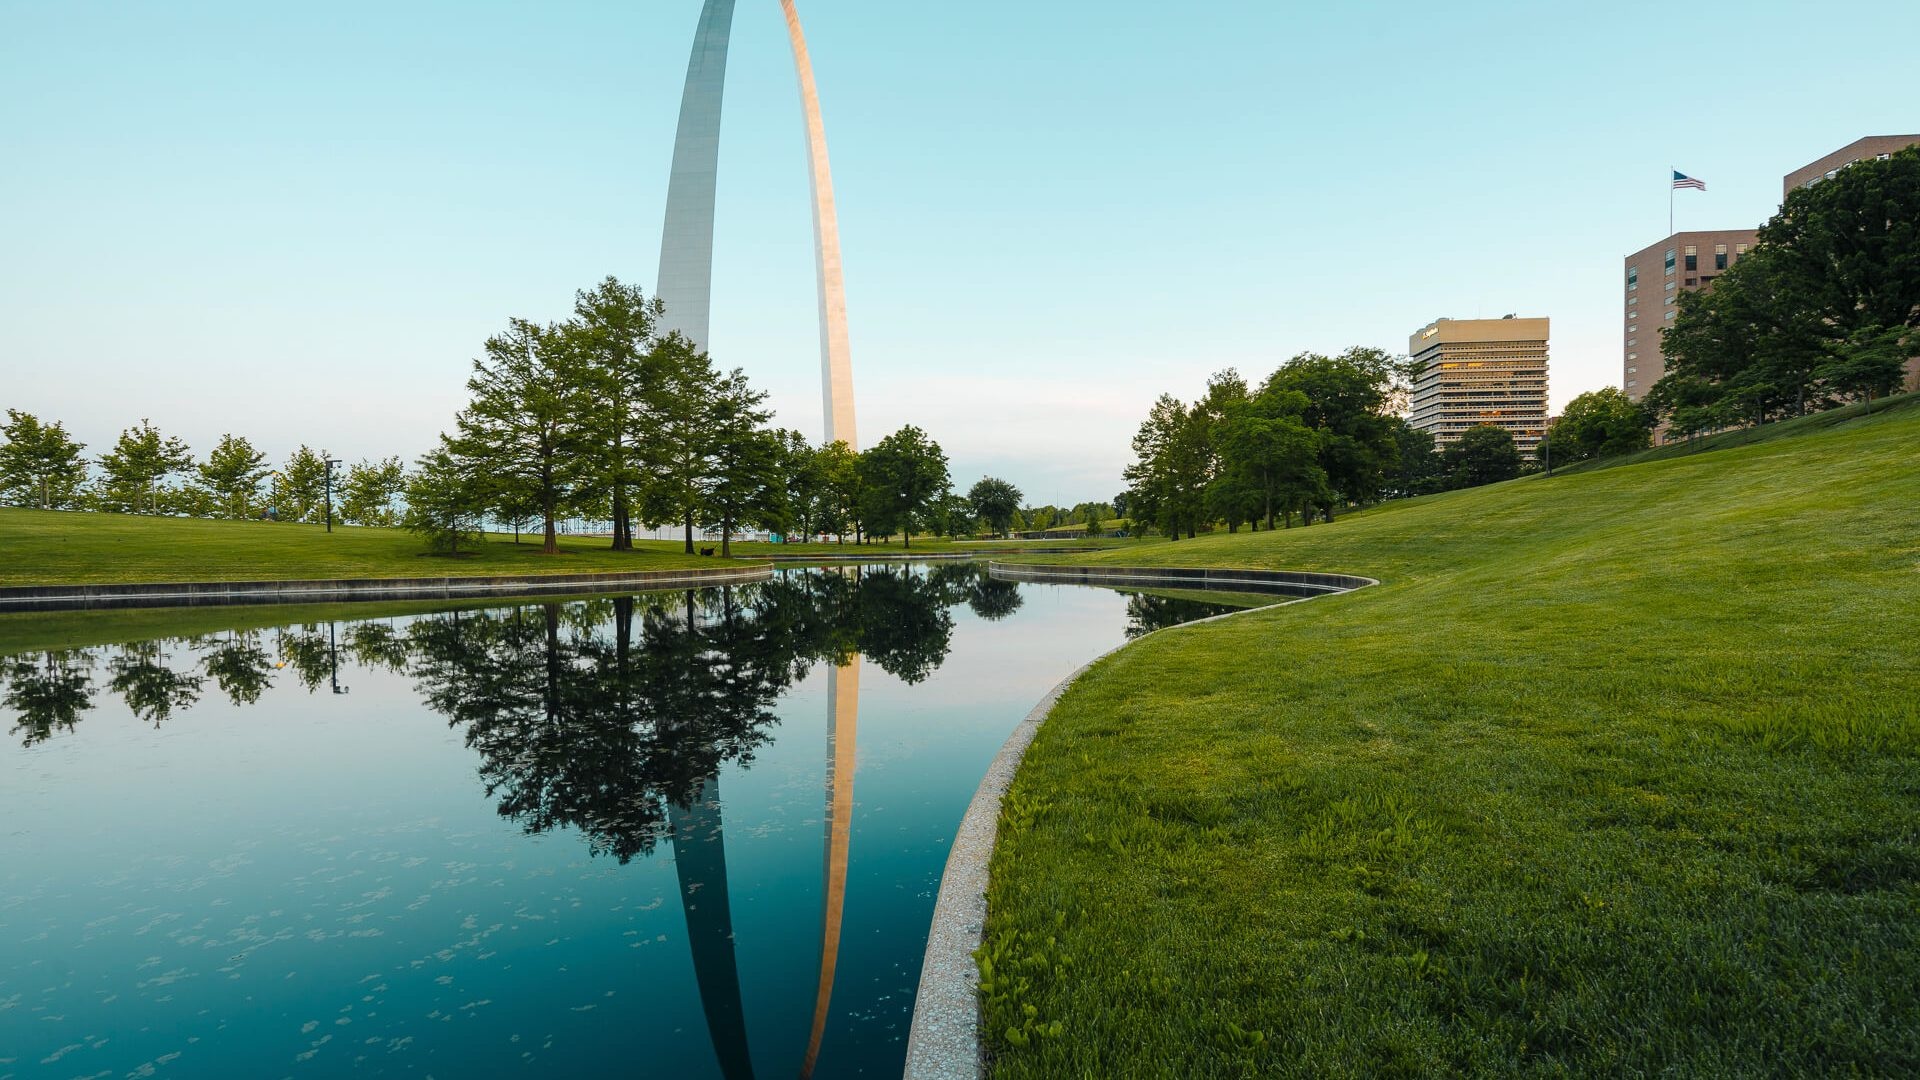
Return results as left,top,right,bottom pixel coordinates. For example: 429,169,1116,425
1669,165,1674,236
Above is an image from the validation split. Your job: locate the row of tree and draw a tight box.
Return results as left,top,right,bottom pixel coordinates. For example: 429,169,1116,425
403,277,969,556
0,410,404,524
1124,348,1461,538
1653,146,1919,435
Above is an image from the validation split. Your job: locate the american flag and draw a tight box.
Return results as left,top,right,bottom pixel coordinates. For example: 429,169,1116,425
1672,170,1706,191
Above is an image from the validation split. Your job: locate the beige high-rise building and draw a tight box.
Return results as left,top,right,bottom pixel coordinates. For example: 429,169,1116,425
1784,134,1920,198
1408,316,1550,457
1621,230,1757,401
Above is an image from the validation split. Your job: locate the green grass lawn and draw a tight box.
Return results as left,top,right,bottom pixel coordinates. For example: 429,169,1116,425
0,510,719,586
981,393,1920,1076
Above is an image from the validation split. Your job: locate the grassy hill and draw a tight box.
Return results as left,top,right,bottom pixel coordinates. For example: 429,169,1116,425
982,394,1920,1076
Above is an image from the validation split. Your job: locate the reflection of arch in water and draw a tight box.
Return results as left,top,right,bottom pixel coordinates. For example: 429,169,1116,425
669,652,861,1080
802,657,859,1077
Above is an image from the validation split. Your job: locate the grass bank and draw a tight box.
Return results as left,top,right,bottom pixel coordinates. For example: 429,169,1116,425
0,509,719,586
981,394,1920,1076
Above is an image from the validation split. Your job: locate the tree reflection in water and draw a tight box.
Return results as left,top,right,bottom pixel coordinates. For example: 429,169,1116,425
0,564,1255,1076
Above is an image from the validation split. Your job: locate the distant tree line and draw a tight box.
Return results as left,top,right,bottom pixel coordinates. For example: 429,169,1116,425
1652,146,1919,437
0,410,404,526
1120,347,1557,539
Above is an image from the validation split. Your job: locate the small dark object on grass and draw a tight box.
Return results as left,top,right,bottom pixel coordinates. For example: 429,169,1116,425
700,546,716,557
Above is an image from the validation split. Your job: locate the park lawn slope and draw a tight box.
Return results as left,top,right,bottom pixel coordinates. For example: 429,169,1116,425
0,510,719,586
981,395,1920,1076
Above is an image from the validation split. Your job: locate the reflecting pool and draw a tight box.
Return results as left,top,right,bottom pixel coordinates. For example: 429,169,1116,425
0,564,1253,1078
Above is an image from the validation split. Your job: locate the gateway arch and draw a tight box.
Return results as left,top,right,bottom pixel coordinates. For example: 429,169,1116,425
657,0,858,450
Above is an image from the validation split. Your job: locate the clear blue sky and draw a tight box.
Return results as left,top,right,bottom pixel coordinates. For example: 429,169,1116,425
3,1,1915,504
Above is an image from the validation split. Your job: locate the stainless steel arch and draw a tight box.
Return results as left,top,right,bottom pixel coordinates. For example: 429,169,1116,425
657,0,858,450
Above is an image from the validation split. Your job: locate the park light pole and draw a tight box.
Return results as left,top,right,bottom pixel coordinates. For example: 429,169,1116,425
323,454,342,532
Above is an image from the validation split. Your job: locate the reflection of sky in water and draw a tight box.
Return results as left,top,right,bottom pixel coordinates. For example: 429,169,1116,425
0,568,1247,1077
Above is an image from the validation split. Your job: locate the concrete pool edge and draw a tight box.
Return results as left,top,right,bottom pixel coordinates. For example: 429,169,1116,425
902,564,1376,1079
0,563,775,612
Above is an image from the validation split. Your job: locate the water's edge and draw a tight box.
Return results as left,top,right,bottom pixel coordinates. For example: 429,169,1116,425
902,564,1377,1080
0,564,774,611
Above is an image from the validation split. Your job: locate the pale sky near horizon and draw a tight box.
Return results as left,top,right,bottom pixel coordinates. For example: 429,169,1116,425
3,1,1916,505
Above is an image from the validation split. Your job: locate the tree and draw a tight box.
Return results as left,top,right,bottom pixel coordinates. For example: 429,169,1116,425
0,410,88,510
1264,347,1402,514
1542,388,1654,464
1443,425,1523,489
97,419,192,514
450,317,595,555
403,445,487,555
1214,386,1324,530
568,277,662,550
968,477,1022,538
776,430,823,540
196,434,272,519
272,446,328,523
339,456,406,527
1383,419,1444,499
700,375,780,558
640,333,725,554
814,439,862,543
857,426,951,548
1656,146,1920,424
1123,394,1209,539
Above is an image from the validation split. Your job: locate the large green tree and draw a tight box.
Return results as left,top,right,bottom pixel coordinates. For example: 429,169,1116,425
640,333,725,554
1657,146,1920,423
857,426,951,548
195,434,272,519
1214,386,1325,530
271,446,329,523
1263,347,1402,515
0,410,88,509
97,419,192,514
1123,394,1210,539
1543,388,1653,464
967,476,1022,538
1443,425,1523,489
403,445,487,555
814,439,862,543
567,277,662,550
699,376,780,557
450,317,595,554
340,456,406,526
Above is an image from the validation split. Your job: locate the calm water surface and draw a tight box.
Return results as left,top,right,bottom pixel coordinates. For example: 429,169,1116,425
0,564,1248,1079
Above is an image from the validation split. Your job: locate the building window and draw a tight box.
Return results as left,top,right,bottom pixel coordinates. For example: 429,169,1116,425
1665,249,1676,271
1627,379,1638,388
1715,247,1728,270
1664,311,1676,320
1627,353,1638,361
1685,254,1698,271
1628,312,1638,320
1685,277,1697,286
1665,281,1676,292
1628,297,1638,307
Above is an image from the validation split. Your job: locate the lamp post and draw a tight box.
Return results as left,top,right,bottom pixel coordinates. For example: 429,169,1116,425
323,454,342,532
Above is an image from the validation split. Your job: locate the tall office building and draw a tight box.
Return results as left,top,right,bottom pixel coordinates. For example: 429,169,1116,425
1784,134,1920,197
1408,316,1550,457
1621,229,1757,401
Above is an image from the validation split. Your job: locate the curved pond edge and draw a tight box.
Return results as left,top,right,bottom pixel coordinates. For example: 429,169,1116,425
0,563,775,613
902,563,1377,1080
